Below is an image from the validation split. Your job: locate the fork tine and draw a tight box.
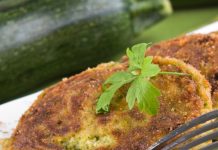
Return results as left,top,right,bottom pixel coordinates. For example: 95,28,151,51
148,110,218,150
161,121,218,150
200,141,218,150
180,130,218,150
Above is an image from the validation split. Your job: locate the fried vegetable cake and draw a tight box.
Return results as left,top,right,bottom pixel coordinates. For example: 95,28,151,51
147,33,218,107
2,56,212,150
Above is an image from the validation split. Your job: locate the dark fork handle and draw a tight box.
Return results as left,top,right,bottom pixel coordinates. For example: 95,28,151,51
201,141,218,150
162,121,218,150
180,130,218,150
148,110,218,150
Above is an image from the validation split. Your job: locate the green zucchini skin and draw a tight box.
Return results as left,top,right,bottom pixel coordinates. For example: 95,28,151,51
0,0,172,103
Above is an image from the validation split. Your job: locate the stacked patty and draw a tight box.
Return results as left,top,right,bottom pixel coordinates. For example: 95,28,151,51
147,33,218,108
3,56,212,150
2,33,217,150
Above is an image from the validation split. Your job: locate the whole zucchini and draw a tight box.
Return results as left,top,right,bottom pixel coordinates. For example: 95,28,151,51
0,0,172,103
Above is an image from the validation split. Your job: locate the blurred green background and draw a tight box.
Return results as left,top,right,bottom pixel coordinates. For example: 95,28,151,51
134,7,218,43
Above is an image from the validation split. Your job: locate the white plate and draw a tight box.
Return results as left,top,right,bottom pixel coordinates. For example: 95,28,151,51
0,21,218,139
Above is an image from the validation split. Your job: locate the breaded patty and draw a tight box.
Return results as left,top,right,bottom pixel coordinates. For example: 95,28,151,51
2,56,212,150
147,33,218,107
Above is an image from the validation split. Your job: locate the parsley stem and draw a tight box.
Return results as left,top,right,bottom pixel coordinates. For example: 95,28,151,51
159,71,190,76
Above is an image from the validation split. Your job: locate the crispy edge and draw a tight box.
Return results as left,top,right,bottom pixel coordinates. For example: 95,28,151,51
153,56,212,113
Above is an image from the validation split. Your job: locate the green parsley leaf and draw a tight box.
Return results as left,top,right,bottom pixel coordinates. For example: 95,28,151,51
127,43,148,71
126,80,137,110
127,77,160,115
132,43,148,59
104,72,135,85
96,43,188,115
96,72,136,113
137,78,160,115
141,56,161,77
96,83,123,114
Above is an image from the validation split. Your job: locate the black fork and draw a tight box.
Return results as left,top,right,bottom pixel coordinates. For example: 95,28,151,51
148,110,218,150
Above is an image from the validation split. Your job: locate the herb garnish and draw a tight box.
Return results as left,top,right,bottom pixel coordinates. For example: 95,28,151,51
96,43,187,115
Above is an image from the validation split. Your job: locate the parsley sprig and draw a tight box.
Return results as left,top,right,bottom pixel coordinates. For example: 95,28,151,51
96,43,187,115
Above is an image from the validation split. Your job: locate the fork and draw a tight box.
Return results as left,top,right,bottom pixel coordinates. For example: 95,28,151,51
148,110,218,150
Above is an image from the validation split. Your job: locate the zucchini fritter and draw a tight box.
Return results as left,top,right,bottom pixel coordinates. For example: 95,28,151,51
3,56,212,150
147,33,218,107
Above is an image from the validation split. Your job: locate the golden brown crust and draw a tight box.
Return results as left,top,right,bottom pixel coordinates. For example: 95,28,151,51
10,62,124,150
5,56,212,150
147,33,218,107
112,57,212,150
